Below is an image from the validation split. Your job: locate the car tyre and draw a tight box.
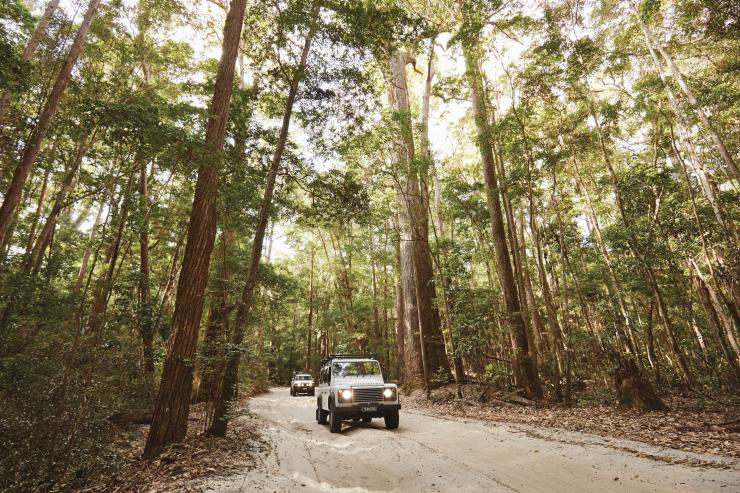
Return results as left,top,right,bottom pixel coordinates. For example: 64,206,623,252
384,410,399,430
362,417,372,424
329,402,341,433
317,403,328,425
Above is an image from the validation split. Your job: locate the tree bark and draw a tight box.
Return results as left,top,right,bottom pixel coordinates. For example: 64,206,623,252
22,168,51,264
74,201,105,293
0,0,102,247
386,50,428,393
635,17,736,236
632,7,739,181
26,133,92,274
143,0,248,458
306,248,314,373
0,0,61,122
461,35,542,399
208,4,319,437
394,229,405,386
614,358,668,412
86,175,133,335
587,97,693,387
138,163,154,375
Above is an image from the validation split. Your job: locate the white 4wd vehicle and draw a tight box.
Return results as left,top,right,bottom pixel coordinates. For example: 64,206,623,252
315,354,400,433
290,373,315,396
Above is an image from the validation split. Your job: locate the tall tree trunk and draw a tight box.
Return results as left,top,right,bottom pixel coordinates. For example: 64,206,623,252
691,259,740,371
26,133,93,274
386,49,429,394
420,43,464,385
0,0,61,122
632,6,739,181
74,201,105,293
461,34,542,398
22,168,50,263
587,97,693,387
306,248,314,373
86,175,133,335
196,229,233,404
208,4,319,437
495,141,537,366
568,141,640,357
143,0,248,458
518,218,548,377
138,163,154,375
0,0,102,246
645,301,661,383
636,20,736,236
394,229,405,386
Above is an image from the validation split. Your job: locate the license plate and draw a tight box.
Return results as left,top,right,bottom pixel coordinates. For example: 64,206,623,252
361,405,377,412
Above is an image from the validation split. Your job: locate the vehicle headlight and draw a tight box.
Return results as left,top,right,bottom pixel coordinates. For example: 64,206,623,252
338,388,352,403
383,387,397,401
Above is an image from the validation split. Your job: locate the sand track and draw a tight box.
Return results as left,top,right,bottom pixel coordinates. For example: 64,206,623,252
204,387,739,492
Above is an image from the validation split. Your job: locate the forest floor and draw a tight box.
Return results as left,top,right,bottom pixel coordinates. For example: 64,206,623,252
402,383,740,461
77,400,267,493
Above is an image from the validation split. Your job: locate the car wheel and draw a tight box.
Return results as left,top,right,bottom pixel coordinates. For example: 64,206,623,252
362,417,372,424
384,410,399,430
329,402,341,433
290,388,294,396
317,401,328,424
310,390,315,396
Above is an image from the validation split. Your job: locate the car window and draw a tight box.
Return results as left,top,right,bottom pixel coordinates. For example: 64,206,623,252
332,361,381,377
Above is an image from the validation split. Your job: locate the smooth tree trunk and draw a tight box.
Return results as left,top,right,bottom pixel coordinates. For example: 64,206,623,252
208,5,319,437
0,0,102,247
386,49,429,393
143,0,248,458
632,5,739,181
461,34,542,399
635,14,736,236
587,97,693,387
568,144,640,357
418,42,464,384
0,0,61,122
26,133,93,274
306,249,314,373
87,176,133,335
691,259,740,371
22,168,51,263
139,163,154,375
394,230,405,386
153,229,185,340
74,202,105,293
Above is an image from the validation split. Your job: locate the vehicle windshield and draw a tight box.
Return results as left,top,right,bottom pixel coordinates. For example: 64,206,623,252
295,375,312,380
332,361,381,377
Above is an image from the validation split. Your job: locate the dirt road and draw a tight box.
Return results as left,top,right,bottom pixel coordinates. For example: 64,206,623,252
205,387,739,492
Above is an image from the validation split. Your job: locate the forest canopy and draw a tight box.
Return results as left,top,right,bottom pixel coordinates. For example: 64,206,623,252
0,0,738,490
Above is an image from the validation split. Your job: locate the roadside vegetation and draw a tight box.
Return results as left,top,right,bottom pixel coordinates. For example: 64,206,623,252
0,0,737,490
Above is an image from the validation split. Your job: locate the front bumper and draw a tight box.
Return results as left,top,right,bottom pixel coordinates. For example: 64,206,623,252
334,402,401,418
292,385,314,393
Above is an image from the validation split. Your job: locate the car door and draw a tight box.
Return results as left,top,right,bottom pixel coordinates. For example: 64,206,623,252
319,366,330,410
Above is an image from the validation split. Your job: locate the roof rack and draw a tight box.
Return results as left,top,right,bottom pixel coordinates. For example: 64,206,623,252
319,354,378,366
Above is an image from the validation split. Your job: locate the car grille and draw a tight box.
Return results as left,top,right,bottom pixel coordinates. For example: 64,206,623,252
352,387,383,403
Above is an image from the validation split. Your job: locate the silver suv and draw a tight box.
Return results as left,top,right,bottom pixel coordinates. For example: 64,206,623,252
291,373,315,396
315,354,400,433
